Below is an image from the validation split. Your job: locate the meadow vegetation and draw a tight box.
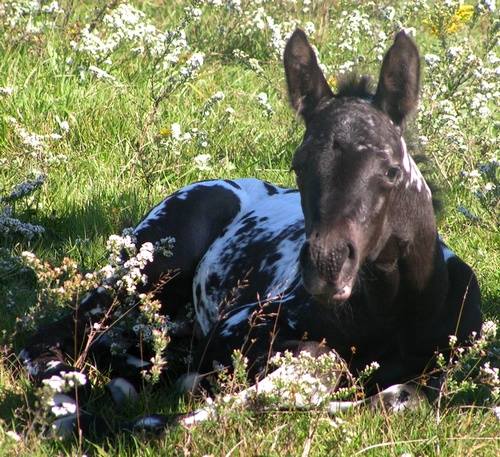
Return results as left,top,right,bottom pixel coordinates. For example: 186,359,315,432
0,0,498,455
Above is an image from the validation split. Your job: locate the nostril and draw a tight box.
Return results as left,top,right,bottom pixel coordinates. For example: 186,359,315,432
347,242,355,260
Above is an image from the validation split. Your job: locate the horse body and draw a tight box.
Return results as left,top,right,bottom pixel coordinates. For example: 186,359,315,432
19,29,482,436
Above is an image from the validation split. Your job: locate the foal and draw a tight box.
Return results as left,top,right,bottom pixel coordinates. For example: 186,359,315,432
20,30,481,435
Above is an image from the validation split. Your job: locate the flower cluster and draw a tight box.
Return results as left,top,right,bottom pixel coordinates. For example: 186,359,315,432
0,0,64,39
72,3,190,66
436,320,499,404
69,2,206,87
264,350,348,407
135,292,170,383
256,92,274,118
6,116,68,166
424,2,475,37
1,173,46,203
0,86,14,96
102,232,155,293
0,207,45,240
39,370,87,418
201,0,318,59
167,51,205,87
461,156,498,205
211,347,381,417
17,252,88,330
201,91,225,117
0,172,46,241
232,49,265,77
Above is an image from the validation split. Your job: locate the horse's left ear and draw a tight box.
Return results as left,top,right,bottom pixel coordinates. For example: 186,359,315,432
374,31,420,126
284,29,333,124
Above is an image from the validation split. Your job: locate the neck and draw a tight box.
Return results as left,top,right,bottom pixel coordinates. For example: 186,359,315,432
397,137,438,292
370,141,443,306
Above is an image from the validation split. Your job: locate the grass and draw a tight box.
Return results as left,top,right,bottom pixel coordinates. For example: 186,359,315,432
0,0,498,455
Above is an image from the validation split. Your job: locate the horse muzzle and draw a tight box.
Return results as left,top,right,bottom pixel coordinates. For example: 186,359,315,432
299,241,357,304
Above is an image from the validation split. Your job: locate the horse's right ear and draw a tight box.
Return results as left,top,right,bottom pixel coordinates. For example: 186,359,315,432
284,29,333,125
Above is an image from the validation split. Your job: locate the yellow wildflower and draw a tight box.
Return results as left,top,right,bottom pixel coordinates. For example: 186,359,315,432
327,75,337,91
446,4,474,34
423,18,439,36
424,4,474,37
159,127,172,137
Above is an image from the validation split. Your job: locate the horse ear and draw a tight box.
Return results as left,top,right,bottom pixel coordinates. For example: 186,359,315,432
374,31,420,126
284,29,333,124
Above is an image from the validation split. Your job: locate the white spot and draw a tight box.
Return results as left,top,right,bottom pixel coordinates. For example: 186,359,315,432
220,307,252,337
88,306,103,315
46,360,62,370
400,137,431,198
126,355,150,368
52,393,76,405
19,349,39,377
50,393,77,417
51,414,77,438
178,372,202,393
19,349,30,362
180,405,215,427
369,383,426,412
108,377,138,405
133,416,166,429
193,179,303,336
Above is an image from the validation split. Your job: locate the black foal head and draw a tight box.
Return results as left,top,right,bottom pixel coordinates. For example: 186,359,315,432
284,29,433,304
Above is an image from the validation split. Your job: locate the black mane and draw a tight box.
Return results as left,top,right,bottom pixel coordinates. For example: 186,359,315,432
335,74,374,99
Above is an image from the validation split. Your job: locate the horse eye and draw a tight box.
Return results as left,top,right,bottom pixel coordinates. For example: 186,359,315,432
385,166,400,181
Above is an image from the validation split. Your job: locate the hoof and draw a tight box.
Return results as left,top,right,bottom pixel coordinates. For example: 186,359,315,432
370,383,427,412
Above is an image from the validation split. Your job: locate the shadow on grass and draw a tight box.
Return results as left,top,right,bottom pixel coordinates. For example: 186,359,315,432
20,189,148,267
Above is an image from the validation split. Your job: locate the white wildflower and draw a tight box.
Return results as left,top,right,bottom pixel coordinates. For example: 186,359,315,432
171,123,182,140
88,65,116,81
6,431,21,442
62,371,87,387
304,22,316,36
41,1,63,14
42,375,65,392
55,116,70,133
479,362,499,386
194,153,212,171
51,401,77,417
0,86,14,96
482,320,497,340
256,92,274,117
179,52,205,78
424,54,441,68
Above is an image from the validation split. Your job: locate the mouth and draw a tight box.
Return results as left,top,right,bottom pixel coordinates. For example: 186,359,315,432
330,284,352,301
301,267,354,304
299,243,355,304
311,283,352,305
